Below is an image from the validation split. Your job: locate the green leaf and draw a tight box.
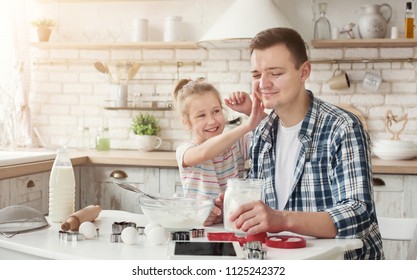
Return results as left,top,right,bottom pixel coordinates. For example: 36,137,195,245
131,113,161,135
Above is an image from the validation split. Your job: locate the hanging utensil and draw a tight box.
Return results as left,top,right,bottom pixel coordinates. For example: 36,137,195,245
93,61,106,74
103,62,115,84
125,62,140,85
94,61,115,84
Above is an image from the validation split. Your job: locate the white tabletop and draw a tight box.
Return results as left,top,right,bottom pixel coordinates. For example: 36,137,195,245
0,210,362,260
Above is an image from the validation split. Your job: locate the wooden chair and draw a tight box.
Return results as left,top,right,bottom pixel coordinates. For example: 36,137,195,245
378,217,417,260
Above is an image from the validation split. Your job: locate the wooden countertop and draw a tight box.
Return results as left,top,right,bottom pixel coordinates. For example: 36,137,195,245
0,150,177,180
0,149,416,180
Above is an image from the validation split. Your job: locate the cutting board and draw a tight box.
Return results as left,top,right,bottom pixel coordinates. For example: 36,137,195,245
336,103,368,131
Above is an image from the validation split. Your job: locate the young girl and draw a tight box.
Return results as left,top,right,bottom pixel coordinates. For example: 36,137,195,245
172,78,264,201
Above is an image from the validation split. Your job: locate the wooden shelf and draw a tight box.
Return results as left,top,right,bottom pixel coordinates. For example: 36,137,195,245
31,41,198,50
104,106,172,111
311,39,417,48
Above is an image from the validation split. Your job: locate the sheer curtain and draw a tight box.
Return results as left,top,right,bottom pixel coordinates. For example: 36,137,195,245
0,0,32,149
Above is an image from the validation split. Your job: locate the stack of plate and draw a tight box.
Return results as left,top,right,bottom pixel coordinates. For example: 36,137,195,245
372,139,417,160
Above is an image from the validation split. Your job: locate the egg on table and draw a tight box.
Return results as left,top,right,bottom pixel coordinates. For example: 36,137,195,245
121,227,139,245
79,221,97,239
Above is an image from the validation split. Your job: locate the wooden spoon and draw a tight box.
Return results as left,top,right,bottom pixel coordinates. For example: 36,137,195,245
125,62,140,84
94,61,107,74
94,61,115,84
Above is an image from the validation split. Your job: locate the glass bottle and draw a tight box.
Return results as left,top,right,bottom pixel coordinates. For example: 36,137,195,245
76,126,90,150
405,2,414,39
49,147,75,223
314,2,332,40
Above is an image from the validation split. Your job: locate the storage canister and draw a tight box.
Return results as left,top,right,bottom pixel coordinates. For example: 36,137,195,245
131,18,148,42
163,16,183,41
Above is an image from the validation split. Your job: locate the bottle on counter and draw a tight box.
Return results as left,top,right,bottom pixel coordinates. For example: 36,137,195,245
314,2,332,40
48,146,75,223
61,205,102,231
405,2,414,38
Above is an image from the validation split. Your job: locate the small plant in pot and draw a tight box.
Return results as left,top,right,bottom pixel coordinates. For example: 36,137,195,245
131,113,162,151
32,18,55,42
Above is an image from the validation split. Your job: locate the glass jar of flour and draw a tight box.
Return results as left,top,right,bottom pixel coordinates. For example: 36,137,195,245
223,178,264,235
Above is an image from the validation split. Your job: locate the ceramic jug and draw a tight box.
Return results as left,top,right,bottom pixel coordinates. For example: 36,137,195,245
358,3,392,39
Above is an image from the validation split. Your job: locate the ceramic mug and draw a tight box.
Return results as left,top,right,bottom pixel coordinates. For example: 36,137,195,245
362,72,382,92
136,135,162,152
328,70,350,90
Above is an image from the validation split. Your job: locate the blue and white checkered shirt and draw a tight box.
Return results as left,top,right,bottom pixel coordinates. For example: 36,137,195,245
247,91,384,260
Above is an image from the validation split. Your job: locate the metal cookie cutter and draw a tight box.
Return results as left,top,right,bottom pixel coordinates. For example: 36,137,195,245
247,248,267,260
170,231,190,241
110,233,122,243
244,241,267,260
191,228,205,238
136,226,145,235
110,221,137,243
59,230,85,241
112,221,137,234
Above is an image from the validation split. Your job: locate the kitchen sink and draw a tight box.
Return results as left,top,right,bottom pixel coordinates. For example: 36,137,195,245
0,150,56,166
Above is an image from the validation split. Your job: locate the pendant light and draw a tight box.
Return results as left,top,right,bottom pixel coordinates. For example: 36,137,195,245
198,0,292,49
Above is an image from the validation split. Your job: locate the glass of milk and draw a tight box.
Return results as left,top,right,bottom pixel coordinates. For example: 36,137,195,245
223,178,264,235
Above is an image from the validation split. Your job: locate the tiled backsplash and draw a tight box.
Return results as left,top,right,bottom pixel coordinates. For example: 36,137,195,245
30,44,417,151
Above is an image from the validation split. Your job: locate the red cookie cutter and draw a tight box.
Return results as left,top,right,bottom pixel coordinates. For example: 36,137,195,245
265,235,307,249
207,232,247,245
207,232,306,249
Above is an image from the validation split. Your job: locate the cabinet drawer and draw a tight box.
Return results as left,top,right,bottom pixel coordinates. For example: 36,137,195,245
9,172,50,215
0,180,11,209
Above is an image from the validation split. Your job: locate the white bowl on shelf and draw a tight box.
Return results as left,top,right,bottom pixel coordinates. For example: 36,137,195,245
373,146,417,161
373,139,416,149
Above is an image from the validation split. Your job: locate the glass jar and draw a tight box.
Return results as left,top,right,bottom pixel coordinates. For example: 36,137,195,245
314,2,331,39
76,126,90,150
96,127,110,151
223,178,264,235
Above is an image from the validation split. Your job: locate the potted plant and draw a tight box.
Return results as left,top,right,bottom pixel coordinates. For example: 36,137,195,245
32,18,55,42
131,113,162,151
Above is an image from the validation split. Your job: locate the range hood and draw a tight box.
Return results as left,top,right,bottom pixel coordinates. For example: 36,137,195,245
198,0,292,49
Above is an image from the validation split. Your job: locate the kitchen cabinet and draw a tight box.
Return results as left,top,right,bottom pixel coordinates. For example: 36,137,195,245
79,165,182,213
0,172,50,214
373,174,417,259
0,168,81,215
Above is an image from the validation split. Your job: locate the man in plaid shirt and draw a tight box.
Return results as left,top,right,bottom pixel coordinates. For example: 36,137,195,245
226,27,384,259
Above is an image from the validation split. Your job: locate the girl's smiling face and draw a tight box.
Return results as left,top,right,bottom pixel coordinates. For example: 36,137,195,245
184,91,226,144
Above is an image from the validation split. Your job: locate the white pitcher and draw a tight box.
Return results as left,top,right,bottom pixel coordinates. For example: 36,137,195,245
358,3,392,39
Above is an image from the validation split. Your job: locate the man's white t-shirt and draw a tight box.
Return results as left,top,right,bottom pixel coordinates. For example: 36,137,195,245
275,121,302,210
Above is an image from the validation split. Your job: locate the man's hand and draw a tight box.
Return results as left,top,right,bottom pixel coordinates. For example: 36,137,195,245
228,200,281,235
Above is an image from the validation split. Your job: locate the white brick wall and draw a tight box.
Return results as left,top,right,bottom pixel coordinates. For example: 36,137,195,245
29,45,417,151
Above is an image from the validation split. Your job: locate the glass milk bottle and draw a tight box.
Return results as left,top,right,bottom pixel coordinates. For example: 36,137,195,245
48,147,75,223
223,178,264,235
